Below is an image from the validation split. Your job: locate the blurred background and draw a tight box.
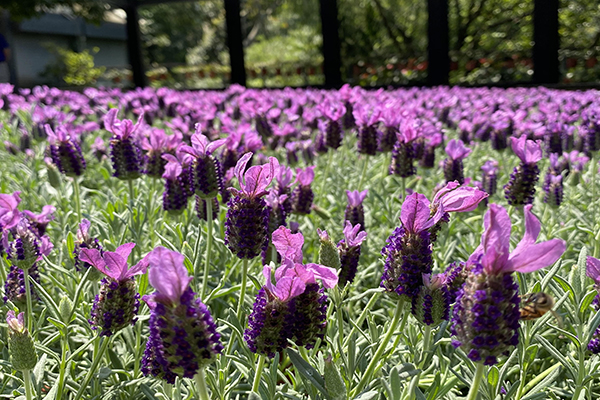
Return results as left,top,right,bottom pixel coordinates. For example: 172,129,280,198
0,0,598,89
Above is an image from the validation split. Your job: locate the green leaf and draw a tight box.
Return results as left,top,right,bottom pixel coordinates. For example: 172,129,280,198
535,334,576,380
30,277,61,320
585,309,600,343
487,366,499,387
66,231,75,259
353,391,378,400
579,290,597,316
286,349,327,396
389,366,402,400
33,354,47,389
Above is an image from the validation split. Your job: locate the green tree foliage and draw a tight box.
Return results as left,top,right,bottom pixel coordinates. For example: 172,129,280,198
2,0,108,23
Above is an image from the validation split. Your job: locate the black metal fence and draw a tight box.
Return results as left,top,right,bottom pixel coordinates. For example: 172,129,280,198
119,0,586,89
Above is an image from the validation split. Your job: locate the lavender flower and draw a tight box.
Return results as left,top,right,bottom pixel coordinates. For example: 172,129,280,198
161,157,188,214
319,102,346,150
389,119,418,177
180,131,226,199
345,189,368,230
291,166,315,215
481,160,499,197
543,174,563,207
380,193,443,299
80,243,147,336
245,227,338,357
141,247,222,383
73,219,103,276
45,125,86,177
274,165,295,215
337,221,367,286
353,106,379,155
504,136,542,206
443,139,471,184
22,205,55,237
225,153,279,259
451,204,566,365
105,108,144,180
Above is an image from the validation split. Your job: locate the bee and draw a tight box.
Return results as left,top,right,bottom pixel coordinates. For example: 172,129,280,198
519,292,557,321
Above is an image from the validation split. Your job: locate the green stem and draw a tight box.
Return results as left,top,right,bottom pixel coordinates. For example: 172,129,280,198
336,295,345,363
133,322,142,379
252,355,266,393
236,258,249,321
193,222,203,282
419,325,432,368
195,369,210,400
73,336,111,400
73,177,82,223
358,156,369,190
55,329,69,400
400,177,406,200
0,257,5,294
23,267,33,333
201,199,214,299
23,369,33,400
350,298,405,397
466,363,485,400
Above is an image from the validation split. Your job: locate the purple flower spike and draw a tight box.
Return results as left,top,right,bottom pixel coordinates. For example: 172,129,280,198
452,203,566,365
45,125,86,177
23,205,55,236
445,139,472,160
105,109,144,180
443,139,470,184
142,246,222,383
225,153,280,259
338,221,367,286
181,132,227,199
79,243,147,337
504,136,542,206
291,166,315,215
345,189,368,230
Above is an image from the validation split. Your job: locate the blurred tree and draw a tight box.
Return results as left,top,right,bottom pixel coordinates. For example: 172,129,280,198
2,0,110,23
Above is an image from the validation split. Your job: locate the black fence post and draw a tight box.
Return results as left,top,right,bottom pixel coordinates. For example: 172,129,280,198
427,0,449,86
533,0,559,84
224,0,246,86
319,0,342,88
124,0,147,88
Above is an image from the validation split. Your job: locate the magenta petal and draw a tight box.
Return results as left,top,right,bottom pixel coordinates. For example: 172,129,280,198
125,255,150,279
296,166,315,186
103,252,129,280
511,205,541,257
77,219,91,241
480,204,511,273
162,162,182,179
401,192,434,233
79,248,110,276
104,108,118,132
586,256,600,283
234,152,253,187
114,243,136,262
305,263,339,288
147,246,192,303
38,236,53,259
506,239,566,273
206,138,227,155
438,186,488,213
510,136,527,162
191,133,210,156
272,226,304,263
274,276,305,301
263,265,276,294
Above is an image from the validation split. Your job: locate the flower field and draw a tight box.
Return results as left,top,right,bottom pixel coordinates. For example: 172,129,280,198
0,83,599,400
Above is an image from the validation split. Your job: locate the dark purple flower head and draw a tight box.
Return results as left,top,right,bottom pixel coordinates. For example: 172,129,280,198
291,166,315,215
45,125,86,177
106,109,144,180
73,219,103,274
337,221,367,286
141,247,222,382
452,204,566,365
345,189,368,230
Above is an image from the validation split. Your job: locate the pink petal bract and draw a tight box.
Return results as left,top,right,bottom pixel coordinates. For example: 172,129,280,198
147,246,192,304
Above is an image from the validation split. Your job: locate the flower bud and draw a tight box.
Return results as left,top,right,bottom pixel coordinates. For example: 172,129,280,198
6,311,37,371
59,295,73,324
193,155,223,199
317,230,341,271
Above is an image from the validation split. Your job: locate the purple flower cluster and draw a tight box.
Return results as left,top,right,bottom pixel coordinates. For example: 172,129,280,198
451,204,566,365
141,247,222,383
45,125,86,177
244,227,337,357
